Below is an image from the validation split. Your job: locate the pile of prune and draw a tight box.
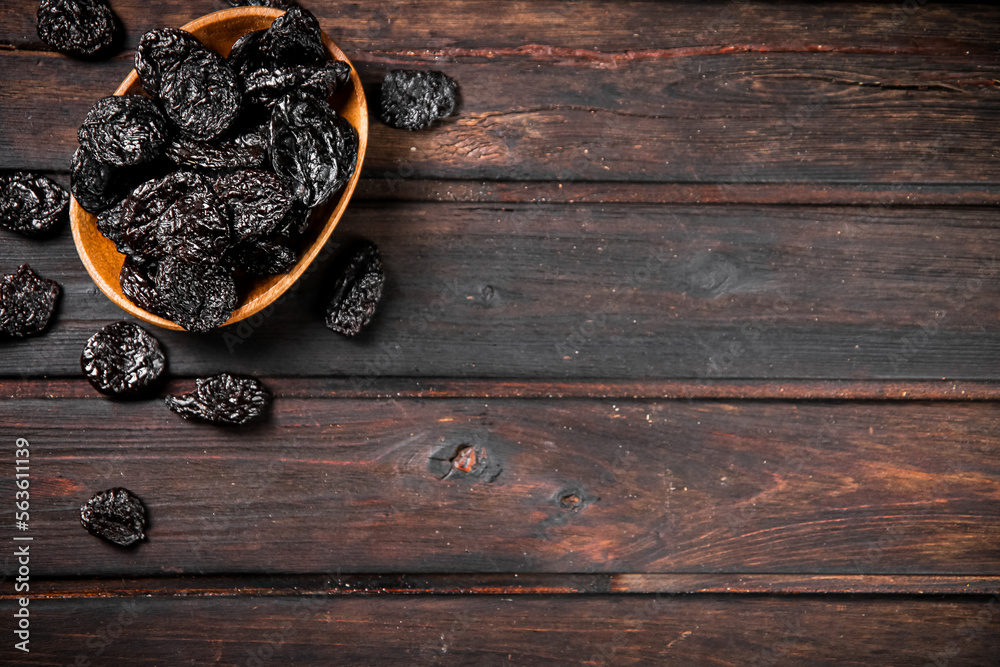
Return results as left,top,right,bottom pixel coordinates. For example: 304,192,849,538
70,6,359,332
378,70,458,130
37,0,119,58
165,373,272,425
0,264,61,338
80,487,147,547
0,172,69,237
81,321,166,397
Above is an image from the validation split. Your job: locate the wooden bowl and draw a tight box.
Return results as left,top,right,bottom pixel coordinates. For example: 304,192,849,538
70,7,368,331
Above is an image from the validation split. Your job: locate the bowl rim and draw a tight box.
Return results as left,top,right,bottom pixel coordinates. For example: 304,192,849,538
69,6,369,331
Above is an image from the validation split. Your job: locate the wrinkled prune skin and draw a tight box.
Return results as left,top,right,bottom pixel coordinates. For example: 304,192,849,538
229,240,298,276
113,172,193,257
37,0,117,58
270,91,356,207
95,197,128,249
78,96,169,167
135,28,203,97
273,203,313,243
245,61,350,107
154,182,232,264
0,172,69,237
119,256,171,319
213,169,293,243
378,70,458,130
159,47,242,141
165,135,266,171
0,264,61,338
154,257,237,332
165,373,272,425
80,487,146,547
264,6,326,68
324,240,384,336
81,321,166,396
70,147,129,214
226,29,270,82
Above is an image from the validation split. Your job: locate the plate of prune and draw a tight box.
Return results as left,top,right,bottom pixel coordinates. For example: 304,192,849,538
69,6,368,332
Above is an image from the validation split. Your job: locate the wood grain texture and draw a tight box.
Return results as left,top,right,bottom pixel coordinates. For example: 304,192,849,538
3,595,998,665
1,394,996,577
2,202,997,380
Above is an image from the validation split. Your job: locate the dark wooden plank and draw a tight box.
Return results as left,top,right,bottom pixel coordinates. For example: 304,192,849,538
4,1,999,52
2,203,998,380
3,48,998,182
1,395,996,577
3,595,998,665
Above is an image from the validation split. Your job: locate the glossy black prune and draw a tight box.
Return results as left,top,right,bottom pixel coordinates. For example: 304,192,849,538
273,203,313,243
135,28,203,97
264,6,326,68
37,0,117,58
269,91,356,207
78,95,169,167
80,487,147,547
378,70,458,131
70,147,130,214
81,321,166,396
226,29,270,82
119,256,171,319
0,264,61,338
213,169,293,243
159,47,242,141
0,172,69,237
165,135,267,171
324,240,384,336
244,61,351,107
165,373,272,425
229,240,298,276
154,257,237,332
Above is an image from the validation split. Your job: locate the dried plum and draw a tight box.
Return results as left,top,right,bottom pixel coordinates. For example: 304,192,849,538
165,373,272,425
0,172,69,237
80,487,147,547
229,240,298,276
324,240,384,336
264,6,326,68
159,46,241,141
119,256,171,319
226,29,270,82
78,96,169,167
0,264,60,338
135,28,203,98
274,203,313,243
154,257,237,332
154,182,232,264
244,61,350,107
213,169,293,243
270,91,356,207
165,135,267,171
378,70,457,130
37,0,117,58
70,147,129,214
81,321,166,396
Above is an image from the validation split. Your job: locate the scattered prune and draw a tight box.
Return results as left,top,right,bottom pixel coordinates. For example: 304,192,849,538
135,28,203,98
80,487,147,547
264,6,327,68
78,96,169,167
70,147,130,214
324,240,384,336
229,240,298,276
37,0,117,58
81,321,166,397
270,91,355,207
119,256,171,319
378,70,458,130
165,373,272,425
0,172,69,237
159,46,241,141
0,264,61,338
154,257,237,332
165,135,267,171
213,169,293,243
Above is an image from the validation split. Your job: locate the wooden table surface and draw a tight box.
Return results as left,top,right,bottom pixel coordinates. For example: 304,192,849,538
2,1,999,664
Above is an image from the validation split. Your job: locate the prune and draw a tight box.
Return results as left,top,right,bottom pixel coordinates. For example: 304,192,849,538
270,91,356,207
0,264,60,338
70,147,130,214
378,70,458,130
37,0,117,58
274,203,313,243
229,240,298,276
165,135,267,171
119,256,171,319
264,6,327,68
80,487,146,547
213,169,293,243
112,172,192,256
154,257,237,332
0,172,69,237
81,321,166,396
95,197,128,249
324,240,384,336
78,96,169,167
226,29,270,82
244,61,350,107
135,28,203,98
165,373,272,425
159,47,241,141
